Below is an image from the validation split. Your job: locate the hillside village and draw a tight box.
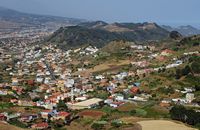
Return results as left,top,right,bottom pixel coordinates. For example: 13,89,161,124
0,34,200,129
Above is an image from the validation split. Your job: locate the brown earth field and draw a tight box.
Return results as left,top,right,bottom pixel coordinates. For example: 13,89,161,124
74,60,131,75
8,106,43,114
78,110,106,118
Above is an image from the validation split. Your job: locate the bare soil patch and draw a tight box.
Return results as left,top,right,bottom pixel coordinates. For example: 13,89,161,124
78,110,106,118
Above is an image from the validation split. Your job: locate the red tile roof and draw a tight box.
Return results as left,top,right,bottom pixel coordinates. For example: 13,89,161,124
32,122,49,129
156,56,167,61
162,49,175,54
41,109,52,113
58,111,70,117
130,87,139,93
111,101,124,105
0,114,5,117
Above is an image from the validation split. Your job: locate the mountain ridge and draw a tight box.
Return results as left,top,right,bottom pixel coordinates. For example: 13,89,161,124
46,21,170,49
162,25,200,36
0,6,85,30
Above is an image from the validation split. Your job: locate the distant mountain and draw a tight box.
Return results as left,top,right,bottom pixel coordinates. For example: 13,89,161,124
162,25,200,36
180,34,200,46
0,7,85,30
169,31,182,40
79,21,169,41
46,26,128,49
78,21,108,29
79,21,168,33
46,21,169,49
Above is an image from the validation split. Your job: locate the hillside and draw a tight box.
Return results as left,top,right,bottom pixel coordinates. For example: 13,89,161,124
80,22,169,40
47,21,169,49
100,40,131,53
0,7,84,30
46,26,129,49
162,25,200,36
0,122,26,130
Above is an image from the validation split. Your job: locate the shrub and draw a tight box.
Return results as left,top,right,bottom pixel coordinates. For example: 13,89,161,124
170,105,200,126
8,119,27,128
111,120,123,128
91,123,104,130
135,108,147,117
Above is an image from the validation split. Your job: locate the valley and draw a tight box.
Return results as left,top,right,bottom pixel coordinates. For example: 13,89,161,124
0,4,200,130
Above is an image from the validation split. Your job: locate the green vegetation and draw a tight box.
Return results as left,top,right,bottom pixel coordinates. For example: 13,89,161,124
143,106,169,118
51,119,66,129
111,120,123,128
135,108,147,117
91,121,107,130
47,26,129,49
54,127,67,130
170,105,200,128
57,100,68,111
88,90,110,100
0,102,13,109
47,22,169,50
8,119,27,128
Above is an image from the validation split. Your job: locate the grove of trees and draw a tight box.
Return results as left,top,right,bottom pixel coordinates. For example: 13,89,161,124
170,105,200,127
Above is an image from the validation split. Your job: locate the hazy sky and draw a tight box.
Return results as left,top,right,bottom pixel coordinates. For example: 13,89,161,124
0,0,199,27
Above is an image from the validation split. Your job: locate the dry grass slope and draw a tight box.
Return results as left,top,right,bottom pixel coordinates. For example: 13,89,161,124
137,120,197,130
0,122,26,130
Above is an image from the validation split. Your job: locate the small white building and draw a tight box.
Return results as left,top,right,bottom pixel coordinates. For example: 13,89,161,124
186,93,195,103
95,75,105,80
114,94,124,101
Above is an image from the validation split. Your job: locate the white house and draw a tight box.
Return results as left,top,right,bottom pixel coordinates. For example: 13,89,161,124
186,93,195,103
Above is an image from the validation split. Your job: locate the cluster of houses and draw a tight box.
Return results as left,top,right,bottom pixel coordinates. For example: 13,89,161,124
160,87,196,108
0,44,113,128
0,42,199,129
79,46,99,56
130,48,185,76
0,48,12,62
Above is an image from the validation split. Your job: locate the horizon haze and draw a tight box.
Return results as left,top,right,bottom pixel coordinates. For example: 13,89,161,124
0,0,199,28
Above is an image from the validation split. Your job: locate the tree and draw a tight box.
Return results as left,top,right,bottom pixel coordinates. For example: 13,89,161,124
32,97,40,102
193,96,200,105
182,65,191,76
192,42,200,46
130,109,136,116
170,105,186,122
195,85,200,91
191,62,200,74
91,123,104,130
170,105,200,126
96,91,110,100
52,119,65,128
111,121,122,128
0,75,3,83
185,109,196,125
175,69,182,79
57,100,68,111
169,31,182,40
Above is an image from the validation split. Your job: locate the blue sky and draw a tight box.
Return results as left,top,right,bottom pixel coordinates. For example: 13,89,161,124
0,0,199,27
